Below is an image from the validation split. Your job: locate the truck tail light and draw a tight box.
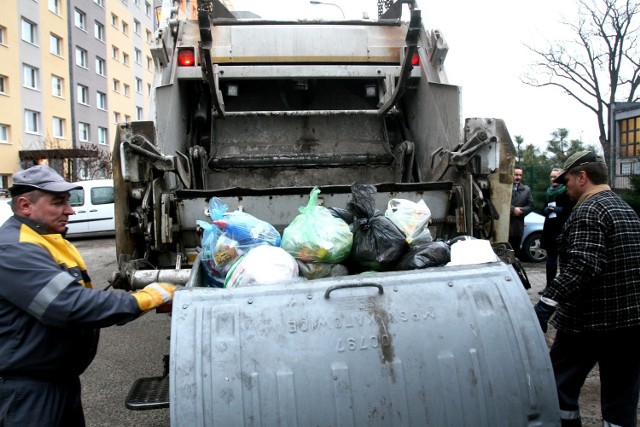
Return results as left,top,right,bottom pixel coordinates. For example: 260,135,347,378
177,48,196,66
411,51,420,66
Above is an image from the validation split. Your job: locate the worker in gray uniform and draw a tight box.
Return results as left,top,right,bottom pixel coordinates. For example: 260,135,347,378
0,165,177,427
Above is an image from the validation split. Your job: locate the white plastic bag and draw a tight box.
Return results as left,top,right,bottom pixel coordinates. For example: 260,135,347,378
225,245,300,288
385,199,432,244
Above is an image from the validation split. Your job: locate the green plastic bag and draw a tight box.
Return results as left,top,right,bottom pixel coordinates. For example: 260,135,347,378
281,187,353,263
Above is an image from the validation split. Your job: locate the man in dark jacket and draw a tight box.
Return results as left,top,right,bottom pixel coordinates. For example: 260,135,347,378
534,151,640,427
0,165,177,427
539,167,575,294
509,166,534,260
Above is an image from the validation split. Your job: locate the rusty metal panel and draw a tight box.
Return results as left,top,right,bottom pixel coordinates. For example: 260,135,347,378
170,261,560,426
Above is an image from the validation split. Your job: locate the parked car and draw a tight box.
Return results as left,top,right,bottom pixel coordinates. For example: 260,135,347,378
0,198,11,226
66,179,115,238
520,212,547,262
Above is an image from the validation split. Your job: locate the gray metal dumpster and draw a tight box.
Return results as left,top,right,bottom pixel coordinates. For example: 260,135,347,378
170,259,560,426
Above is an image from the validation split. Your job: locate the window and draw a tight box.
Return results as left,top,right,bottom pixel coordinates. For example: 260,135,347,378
51,75,64,97
134,0,140,5
78,122,90,141
0,75,6,94
124,84,130,96
74,9,86,31
98,127,107,145
111,14,118,27
113,112,120,124
0,124,8,143
77,84,89,104
135,48,142,64
135,77,143,93
122,21,128,35
0,25,6,45
113,79,120,92
134,19,140,35
52,117,65,138
75,47,87,68
94,0,104,6
23,65,38,89
94,21,104,41
146,29,152,44
49,0,61,15
25,110,40,133
146,56,153,71
147,83,151,95
125,114,131,123
50,34,62,56
97,91,106,110
21,19,37,44
112,45,119,60
619,116,640,159
136,107,143,120
145,1,151,16
122,52,129,66
95,57,106,76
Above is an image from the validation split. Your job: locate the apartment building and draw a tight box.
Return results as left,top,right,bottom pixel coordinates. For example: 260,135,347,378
0,0,156,189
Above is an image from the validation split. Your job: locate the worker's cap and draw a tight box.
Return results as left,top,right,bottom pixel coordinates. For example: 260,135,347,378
9,165,81,197
554,151,605,184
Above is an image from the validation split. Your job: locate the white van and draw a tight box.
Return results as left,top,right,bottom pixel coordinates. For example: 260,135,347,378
67,179,115,237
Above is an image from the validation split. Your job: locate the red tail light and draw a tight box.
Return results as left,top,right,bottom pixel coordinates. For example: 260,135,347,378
177,48,196,66
411,51,420,66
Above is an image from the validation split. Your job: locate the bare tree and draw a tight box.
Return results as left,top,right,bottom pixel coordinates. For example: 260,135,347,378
523,0,640,164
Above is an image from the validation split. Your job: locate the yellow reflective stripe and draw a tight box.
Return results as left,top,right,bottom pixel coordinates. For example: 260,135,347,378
559,409,580,420
27,271,74,320
19,224,92,288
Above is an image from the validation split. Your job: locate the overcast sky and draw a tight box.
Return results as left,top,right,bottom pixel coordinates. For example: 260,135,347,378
232,0,600,151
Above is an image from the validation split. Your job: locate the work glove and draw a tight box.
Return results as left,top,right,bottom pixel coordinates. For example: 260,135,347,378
534,300,557,333
132,282,177,312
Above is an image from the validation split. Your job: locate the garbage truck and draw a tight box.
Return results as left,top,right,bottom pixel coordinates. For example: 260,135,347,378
111,0,560,425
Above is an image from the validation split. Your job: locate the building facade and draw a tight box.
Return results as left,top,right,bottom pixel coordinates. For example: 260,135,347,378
612,102,640,190
0,0,157,190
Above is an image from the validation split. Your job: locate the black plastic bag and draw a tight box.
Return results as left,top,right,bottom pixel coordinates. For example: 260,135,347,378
347,183,408,271
395,240,451,270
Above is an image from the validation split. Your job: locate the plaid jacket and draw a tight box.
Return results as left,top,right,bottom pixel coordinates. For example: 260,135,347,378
547,190,640,332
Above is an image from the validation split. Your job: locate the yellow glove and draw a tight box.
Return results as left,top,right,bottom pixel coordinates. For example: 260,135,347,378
132,282,177,312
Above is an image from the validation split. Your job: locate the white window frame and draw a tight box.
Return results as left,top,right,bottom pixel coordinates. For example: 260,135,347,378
77,84,89,105
74,9,86,31
135,77,143,93
0,75,6,94
113,112,120,124
134,48,142,64
52,116,65,138
122,21,129,35
98,126,107,145
122,52,129,66
49,33,62,56
145,1,151,16
134,19,141,35
0,124,8,143
78,122,90,142
23,64,38,90
25,110,40,134
51,75,63,97
95,57,106,76
94,0,104,7
124,84,130,97
48,0,61,15
112,45,119,60
94,21,105,41
0,25,7,45
75,47,88,68
97,91,106,110
113,79,120,92
136,107,143,120
21,19,37,45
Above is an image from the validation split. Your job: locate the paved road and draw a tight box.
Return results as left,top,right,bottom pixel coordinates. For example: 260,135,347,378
76,238,623,427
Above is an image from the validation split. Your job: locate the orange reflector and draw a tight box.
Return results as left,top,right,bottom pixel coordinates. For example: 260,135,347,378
411,51,420,66
177,48,195,66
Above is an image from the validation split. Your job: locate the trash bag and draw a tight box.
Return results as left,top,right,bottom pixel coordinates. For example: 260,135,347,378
197,220,226,287
347,183,408,271
385,198,432,244
395,240,451,270
281,187,353,263
296,260,349,280
225,245,299,288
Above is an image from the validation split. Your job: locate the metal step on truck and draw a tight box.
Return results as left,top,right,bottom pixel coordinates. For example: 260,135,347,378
109,0,559,425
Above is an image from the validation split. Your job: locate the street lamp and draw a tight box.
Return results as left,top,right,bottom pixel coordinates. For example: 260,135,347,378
309,1,345,18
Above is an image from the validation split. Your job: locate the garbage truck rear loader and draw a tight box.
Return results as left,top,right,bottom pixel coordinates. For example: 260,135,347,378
111,0,560,425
